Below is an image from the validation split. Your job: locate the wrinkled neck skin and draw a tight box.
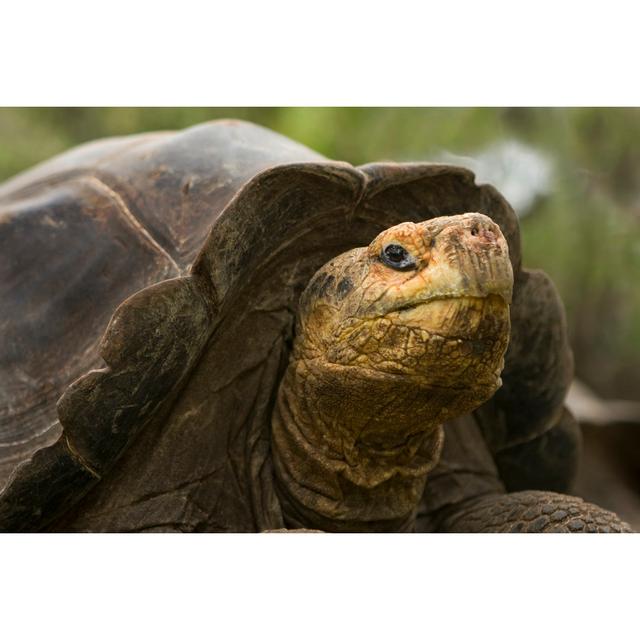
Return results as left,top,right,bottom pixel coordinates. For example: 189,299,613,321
271,353,450,532
270,213,512,532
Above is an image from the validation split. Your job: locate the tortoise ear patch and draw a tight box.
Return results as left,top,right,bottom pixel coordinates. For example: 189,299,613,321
318,274,336,298
336,277,354,301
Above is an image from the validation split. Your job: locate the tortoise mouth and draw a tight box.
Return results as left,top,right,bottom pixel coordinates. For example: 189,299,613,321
381,293,510,343
386,292,509,317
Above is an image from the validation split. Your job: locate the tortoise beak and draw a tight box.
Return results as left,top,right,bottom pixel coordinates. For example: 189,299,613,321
426,212,513,299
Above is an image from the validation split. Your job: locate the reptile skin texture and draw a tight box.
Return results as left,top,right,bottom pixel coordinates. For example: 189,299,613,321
440,490,632,532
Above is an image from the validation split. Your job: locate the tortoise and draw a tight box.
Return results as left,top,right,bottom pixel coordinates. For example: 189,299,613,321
0,119,630,532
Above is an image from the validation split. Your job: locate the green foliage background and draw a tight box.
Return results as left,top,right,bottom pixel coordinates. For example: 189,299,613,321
1,107,638,398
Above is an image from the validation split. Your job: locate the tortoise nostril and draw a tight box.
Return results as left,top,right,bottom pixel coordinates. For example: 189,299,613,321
468,223,498,242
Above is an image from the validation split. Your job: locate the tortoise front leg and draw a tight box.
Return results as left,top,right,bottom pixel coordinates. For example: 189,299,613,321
438,490,632,533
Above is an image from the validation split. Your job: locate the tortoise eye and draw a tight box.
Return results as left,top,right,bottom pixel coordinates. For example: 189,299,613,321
380,243,416,271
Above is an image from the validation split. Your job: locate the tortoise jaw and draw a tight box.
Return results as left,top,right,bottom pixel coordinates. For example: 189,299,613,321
390,290,511,315
326,291,510,392
384,293,510,339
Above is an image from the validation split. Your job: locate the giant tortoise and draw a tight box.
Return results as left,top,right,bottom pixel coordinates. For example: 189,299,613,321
0,119,630,532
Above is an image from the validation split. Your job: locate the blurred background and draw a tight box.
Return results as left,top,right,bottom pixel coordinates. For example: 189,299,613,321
1,107,639,525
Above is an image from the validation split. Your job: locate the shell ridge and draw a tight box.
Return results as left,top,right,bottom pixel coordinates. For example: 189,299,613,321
82,175,181,273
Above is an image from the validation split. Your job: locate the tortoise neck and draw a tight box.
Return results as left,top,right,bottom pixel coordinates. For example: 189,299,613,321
270,357,444,532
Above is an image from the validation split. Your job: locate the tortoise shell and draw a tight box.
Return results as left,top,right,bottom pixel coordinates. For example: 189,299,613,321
0,120,573,531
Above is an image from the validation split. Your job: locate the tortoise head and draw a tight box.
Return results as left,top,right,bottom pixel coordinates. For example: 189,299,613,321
295,212,513,401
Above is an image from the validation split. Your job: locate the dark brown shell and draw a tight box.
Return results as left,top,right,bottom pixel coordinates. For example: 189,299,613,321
0,120,571,531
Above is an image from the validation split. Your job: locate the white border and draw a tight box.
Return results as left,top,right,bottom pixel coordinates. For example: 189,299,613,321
0,534,637,639
1,1,639,105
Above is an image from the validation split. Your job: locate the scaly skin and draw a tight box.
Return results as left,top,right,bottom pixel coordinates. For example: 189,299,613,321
438,491,632,533
271,213,513,531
